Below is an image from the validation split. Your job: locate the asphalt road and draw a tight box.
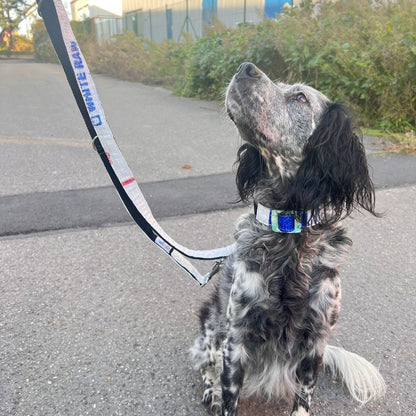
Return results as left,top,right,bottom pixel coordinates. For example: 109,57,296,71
1,61,415,416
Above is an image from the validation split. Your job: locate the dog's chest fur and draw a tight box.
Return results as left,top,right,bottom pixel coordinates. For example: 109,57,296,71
219,213,351,399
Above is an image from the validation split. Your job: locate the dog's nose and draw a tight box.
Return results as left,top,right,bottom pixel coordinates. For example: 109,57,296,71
235,62,261,79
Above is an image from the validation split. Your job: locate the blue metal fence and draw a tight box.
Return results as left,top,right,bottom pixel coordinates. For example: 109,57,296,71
265,0,289,18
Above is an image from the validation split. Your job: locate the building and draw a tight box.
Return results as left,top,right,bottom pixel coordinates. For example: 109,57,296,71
70,0,122,20
71,0,123,43
70,0,293,44
122,0,293,42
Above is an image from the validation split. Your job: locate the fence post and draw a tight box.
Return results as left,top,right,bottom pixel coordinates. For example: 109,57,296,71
178,0,198,41
243,0,247,24
166,6,173,40
186,0,189,33
149,9,153,41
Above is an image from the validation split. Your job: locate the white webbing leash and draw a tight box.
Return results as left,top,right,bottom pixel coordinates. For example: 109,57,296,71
36,0,235,285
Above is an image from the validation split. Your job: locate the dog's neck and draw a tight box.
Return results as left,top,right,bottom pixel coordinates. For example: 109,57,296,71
252,175,290,210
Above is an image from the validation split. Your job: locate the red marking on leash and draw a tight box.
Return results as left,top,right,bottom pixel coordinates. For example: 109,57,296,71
122,177,135,186
105,151,113,165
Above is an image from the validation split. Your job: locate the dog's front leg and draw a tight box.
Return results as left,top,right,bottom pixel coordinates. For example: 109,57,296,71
220,335,245,416
291,353,323,416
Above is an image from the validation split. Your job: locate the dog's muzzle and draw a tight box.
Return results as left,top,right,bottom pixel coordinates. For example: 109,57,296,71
235,62,262,80
226,62,262,120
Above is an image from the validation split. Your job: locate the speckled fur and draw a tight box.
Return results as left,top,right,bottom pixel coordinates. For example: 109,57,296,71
190,63,384,416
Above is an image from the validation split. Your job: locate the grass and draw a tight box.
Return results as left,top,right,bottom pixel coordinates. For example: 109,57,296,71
363,128,416,154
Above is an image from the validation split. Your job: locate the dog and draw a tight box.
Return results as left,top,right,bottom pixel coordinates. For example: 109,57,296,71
190,63,386,416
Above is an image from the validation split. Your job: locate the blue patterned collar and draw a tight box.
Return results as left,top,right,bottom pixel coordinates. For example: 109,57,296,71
254,202,315,233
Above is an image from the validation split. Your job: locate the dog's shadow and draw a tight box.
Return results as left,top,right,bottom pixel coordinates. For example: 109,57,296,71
237,397,291,415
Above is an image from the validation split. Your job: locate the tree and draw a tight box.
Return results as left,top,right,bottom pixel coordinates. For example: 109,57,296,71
0,0,31,54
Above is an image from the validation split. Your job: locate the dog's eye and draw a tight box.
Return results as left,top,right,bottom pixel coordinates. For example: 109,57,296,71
296,93,308,104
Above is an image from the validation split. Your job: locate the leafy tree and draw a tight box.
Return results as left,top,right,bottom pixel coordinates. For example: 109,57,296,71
0,0,30,54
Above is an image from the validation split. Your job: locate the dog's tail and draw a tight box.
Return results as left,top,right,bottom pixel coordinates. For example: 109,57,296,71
323,345,386,405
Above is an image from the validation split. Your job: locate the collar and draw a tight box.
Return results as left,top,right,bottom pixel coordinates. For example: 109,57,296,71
255,202,315,233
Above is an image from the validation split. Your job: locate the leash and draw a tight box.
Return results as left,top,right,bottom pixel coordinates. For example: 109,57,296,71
36,0,235,286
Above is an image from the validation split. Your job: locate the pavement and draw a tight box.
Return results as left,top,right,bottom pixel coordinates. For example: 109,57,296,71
0,61,415,416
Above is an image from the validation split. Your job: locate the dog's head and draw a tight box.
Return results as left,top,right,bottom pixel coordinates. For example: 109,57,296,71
226,62,376,223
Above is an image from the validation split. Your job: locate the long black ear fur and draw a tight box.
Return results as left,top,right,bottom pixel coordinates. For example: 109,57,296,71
235,143,266,202
289,103,377,223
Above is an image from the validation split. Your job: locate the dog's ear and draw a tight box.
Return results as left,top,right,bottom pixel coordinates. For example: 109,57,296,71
235,143,266,202
290,103,377,223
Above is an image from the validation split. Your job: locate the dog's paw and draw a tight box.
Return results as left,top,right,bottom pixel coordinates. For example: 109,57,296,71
202,387,222,415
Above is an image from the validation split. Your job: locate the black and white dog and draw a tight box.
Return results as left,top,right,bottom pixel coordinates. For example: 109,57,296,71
191,63,385,416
